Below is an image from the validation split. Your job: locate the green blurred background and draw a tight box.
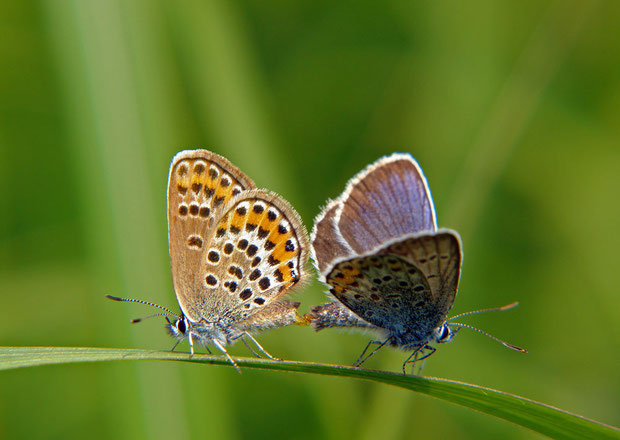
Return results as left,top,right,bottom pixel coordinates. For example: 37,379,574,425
1,0,618,438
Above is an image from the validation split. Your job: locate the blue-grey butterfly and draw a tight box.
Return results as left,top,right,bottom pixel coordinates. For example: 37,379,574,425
309,153,525,373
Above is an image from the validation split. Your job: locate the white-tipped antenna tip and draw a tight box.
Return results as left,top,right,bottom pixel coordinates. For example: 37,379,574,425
503,341,528,353
499,301,520,311
448,301,522,322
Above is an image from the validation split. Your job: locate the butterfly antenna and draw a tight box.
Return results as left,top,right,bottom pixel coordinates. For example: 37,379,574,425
449,322,527,353
448,301,520,321
105,295,179,322
131,313,174,324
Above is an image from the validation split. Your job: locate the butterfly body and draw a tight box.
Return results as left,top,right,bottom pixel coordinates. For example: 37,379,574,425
166,297,303,347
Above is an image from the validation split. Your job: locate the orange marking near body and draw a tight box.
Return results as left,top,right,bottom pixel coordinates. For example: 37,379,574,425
204,183,215,198
198,172,211,186
271,238,294,261
176,170,190,188
267,229,281,244
342,274,357,284
230,211,245,231
278,264,293,282
246,208,264,226
204,167,217,186
295,313,310,325
330,265,361,285
341,266,361,277
268,227,291,250
214,182,229,200
259,213,276,231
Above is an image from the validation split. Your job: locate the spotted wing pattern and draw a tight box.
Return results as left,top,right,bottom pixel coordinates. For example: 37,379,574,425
323,231,461,340
381,230,462,314
167,150,256,321
202,190,309,322
325,255,439,336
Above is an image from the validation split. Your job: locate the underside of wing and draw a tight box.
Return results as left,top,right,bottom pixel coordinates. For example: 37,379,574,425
167,150,256,321
380,230,462,313
325,254,444,338
201,190,310,322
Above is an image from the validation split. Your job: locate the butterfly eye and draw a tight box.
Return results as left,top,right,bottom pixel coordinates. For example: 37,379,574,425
176,318,187,334
437,324,453,343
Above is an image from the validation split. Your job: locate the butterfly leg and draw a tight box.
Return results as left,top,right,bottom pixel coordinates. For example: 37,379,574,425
170,339,181,352
353,338,390,367
415,345,436,375
412,351,427,376
354,340,380,366
415,345,436,363
405,349,420,376
401,345,423,375
411,351,422,376
240,337,262,358
212,339,241,374
402,345,436,375
238,332,281,361
409,350,426,375
188,332,195,357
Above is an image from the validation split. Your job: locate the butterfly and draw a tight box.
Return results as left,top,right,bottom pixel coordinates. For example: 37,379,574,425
308,153,525,373
107,149,310,371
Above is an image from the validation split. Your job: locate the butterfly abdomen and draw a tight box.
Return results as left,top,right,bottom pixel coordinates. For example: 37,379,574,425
307,302,375,331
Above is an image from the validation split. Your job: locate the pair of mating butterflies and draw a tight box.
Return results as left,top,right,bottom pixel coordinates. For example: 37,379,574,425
108,150,525,373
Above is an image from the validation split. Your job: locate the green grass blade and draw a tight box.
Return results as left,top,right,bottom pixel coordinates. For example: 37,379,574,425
1,347,617,439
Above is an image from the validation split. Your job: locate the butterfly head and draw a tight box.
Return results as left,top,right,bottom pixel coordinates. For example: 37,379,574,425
166,315,190,340
433,322,457,344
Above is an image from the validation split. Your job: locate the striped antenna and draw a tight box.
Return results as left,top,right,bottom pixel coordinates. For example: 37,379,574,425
449,321,527,353
105,294,179,323
448,301,520,322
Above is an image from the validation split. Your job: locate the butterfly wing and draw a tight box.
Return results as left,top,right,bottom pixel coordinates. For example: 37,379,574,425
167,150,255,322
382,230,462,315
325,255,437,337
325,231,461,342
203,189,309,322
310,200,354,280
335,153,437,255
309,154,457,342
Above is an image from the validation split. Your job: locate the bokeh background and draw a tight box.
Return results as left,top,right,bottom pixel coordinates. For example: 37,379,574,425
1,1,619,438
